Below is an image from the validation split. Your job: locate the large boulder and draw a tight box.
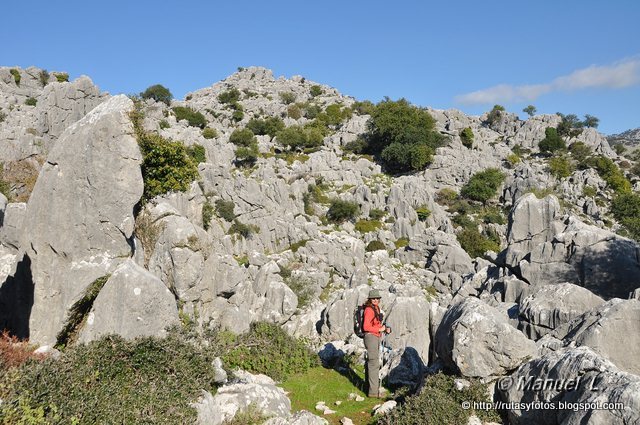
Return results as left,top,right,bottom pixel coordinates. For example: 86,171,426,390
556,298,640,375
78,260,179,343
497,346,640,425
20,95,143,345
518,283,605,339
500,195,640,300
192,370,291,425
435,297,537,378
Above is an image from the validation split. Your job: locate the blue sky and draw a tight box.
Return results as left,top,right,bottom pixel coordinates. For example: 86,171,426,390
2,0,639,135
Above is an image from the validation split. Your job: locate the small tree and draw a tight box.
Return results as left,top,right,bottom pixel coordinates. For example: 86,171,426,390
229,128,256,147
485,105,505,126
460,127,474,148
523,105,537,117
556,113,583,137
218,88,241,104
539,127,566,154
461,168,505,203
326,199,359,223
310,85,323,97
172,107,207,128
582,114,599,128
141,84,173,105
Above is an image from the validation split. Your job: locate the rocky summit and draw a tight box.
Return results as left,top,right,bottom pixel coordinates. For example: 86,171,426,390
1,65,639,424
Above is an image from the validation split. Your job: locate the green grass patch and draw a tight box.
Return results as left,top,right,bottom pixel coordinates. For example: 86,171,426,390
281,367,381,425
355,219,383,233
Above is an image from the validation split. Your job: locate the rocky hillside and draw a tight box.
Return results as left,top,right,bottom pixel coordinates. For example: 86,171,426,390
1,65,639,424
608,127,640,146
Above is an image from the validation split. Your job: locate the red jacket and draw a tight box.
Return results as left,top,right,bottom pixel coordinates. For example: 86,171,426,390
363,305,382,337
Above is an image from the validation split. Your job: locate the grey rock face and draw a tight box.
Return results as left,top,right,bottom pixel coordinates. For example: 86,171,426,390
518,283,605,339
501,194,640,300
0,203,26,250
21,95,143,345
78,260,179,343
497,346,640,425
263,411,328,425
384,296,431,362
435,297,537,378
555,298,640,375
192,370,291,425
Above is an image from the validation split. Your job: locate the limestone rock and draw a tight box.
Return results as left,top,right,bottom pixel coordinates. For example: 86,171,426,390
21,95,143,345
518,283,605,339
556,298,640,375
435,297,537,378
497,346,640,425
193,371,291,425
78,260,179,343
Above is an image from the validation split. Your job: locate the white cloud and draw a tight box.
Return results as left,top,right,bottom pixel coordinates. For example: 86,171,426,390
455,57,640,105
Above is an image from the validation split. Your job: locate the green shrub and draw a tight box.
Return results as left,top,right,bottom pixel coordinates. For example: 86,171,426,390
355,219,383,233
137,132,199,201
186,144,206,164
394,237,409,249
287,104,302,119
284,275,315,309
585,155,631,193
279,91,297,104
366,240,386,252
343,138,368,154
523,105,537,117
569,141,592,165
235,144,259,167
459,127,474,148
352,100,375,115
222,322,319,381
172,106,207,128
414,205,431,221
0,334,220,424
369,208,386,220
460,168,505,203
38,69,50,87
218,88,241,104
326,199,359,223
289,239,309,253
131,109,199,201
141,84,173,105
24,97,37,106
202,201,214,230
611,192,640,240
229,128,256,146
364,98,448,173
538,127,566,154
303,103,322,119
246,117,285,138
215,199,236,222
232,109,244,122
9,69,21,86
316,104,352,128
159,119,170,129
582,186,597,198
276,126,323,150
485,104,505,127
548,155,575,178
202,127,218,139
54,72,69,82
436,188,459,206
480,206,506,225
228,220,259,238
309,85,323,97
377,372,500,425
457,227,500,258
506,153,521,167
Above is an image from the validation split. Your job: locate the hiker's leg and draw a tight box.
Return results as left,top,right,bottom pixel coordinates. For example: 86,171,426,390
364,333,380,396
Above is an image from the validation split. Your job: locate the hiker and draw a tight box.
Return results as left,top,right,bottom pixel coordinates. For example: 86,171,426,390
363,289,391,398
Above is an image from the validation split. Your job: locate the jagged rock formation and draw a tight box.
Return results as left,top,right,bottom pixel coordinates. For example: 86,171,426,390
1,65,639,423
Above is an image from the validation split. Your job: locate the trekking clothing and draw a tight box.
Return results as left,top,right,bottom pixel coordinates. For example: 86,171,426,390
363,305,382,337
364,332,381,397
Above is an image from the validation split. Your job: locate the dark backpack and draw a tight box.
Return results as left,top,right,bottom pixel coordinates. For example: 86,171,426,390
354,305,367,338
354,305,383,338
